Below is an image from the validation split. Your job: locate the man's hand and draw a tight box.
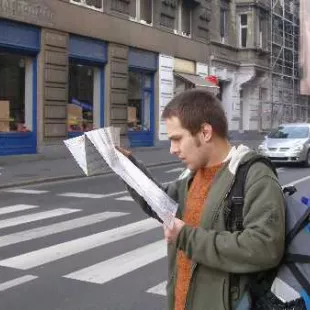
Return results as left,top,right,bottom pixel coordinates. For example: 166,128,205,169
115,146,131,157
164,218,185,244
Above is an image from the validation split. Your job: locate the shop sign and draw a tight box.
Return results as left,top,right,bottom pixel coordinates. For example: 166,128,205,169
0,0,55,26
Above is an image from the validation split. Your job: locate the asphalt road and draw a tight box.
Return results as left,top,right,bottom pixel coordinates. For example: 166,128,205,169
0,162,309,310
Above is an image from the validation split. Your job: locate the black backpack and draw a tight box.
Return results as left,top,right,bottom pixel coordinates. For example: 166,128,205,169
227,155,310,310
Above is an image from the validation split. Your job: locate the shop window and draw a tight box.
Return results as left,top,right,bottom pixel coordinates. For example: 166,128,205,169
0,53,33,133
131,0,153,25
70,0,103,11
128,71,153,132
239,14,248,48
68,63,94,133
175,0,191,37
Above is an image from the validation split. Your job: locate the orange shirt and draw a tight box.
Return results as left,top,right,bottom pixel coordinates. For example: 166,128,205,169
174,164,223,310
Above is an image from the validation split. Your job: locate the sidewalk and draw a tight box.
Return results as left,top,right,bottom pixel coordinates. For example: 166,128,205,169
0,139,262,189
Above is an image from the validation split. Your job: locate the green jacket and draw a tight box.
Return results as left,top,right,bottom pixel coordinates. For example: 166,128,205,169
128,146,286,310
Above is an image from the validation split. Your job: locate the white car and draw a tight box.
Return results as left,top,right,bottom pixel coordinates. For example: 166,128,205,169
258,123,310,167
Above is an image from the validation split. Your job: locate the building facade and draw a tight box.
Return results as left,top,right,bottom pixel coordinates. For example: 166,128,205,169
0,0,308,155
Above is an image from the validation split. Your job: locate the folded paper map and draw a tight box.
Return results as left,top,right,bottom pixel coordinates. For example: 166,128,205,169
64,127,177,228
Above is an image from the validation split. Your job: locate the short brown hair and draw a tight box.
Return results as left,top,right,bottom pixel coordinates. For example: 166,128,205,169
162,89,228,138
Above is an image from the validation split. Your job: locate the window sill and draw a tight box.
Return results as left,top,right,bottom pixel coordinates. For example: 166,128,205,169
129,17,153,27
173,29,192,39
69,1,104,12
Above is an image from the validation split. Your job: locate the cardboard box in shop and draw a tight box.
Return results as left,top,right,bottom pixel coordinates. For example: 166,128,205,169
67,104,83,130
127,106,137,123
0,120,10,132
0,100,10,119
0,100,10,132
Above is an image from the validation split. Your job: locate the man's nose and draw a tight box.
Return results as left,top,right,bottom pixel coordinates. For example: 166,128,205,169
170,142,179,155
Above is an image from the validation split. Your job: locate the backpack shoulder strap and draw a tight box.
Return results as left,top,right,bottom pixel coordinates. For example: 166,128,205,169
226,155,277,232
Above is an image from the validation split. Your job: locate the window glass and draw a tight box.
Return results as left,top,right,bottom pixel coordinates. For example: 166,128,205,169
241,28,247,47
71,0,103,10
144,74,152,88
181,2,191,35
268,126,309,139
241,14,248,26
220,8,227,38
128,71,153,131
143,91,151,130
0,53,28,132
68,63,94,132
140,0,152,24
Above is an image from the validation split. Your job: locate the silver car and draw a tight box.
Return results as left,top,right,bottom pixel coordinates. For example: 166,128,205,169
258,123,310,167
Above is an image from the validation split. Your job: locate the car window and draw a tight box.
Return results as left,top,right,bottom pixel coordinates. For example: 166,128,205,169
268,126,309,139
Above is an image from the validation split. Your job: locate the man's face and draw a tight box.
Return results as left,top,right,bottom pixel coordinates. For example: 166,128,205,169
166,116,209,171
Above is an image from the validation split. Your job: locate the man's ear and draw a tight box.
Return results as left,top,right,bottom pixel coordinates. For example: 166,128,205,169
201,123,212,142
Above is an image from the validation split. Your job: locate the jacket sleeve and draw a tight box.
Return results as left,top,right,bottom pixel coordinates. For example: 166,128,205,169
176,163,286,273
124,154,180,223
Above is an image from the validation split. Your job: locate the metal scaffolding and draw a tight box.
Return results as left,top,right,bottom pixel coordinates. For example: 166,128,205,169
267,0,308,129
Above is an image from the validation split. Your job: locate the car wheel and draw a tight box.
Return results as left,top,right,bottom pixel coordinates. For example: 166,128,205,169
304,150,310,167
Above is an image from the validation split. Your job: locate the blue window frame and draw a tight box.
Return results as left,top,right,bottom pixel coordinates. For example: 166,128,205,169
68,35,106,138
0,20,40,156
128,70,154,133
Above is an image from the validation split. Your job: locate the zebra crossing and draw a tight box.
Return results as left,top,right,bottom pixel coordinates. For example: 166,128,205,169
0,165,290,303
0,202,168,299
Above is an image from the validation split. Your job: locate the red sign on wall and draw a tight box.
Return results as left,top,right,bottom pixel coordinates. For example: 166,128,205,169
205,75,219,85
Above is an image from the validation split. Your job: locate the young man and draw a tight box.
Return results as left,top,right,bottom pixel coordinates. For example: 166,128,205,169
123,89,285,310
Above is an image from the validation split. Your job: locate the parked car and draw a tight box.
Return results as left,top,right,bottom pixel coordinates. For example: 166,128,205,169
258,123,310,167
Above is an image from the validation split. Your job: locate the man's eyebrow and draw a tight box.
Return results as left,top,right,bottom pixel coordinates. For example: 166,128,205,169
168,135,181,140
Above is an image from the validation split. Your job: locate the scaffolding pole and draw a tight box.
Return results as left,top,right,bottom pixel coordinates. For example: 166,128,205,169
269,0,301,129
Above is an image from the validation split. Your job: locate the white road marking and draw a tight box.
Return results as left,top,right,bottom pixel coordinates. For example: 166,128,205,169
4,189,49,194
0,208,80,229
0,204,38,216
284,175,310,188
58,192,122,199
165,167,184,174
147,281,167,296
0,275,37,292
276,168,286,173
0,218,161,270
115,196,134,202
0,211,128,248
64,240,166,284
58,183,174,200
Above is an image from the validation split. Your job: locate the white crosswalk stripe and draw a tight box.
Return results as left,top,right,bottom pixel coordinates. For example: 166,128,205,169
0,204,39,216
0,218,161,270
0,203,166,297
115,196,134,201
0,275,38,292
0,211,128,248
146,281,167,296
58,192,121,199
4,189,49,194
0,208,80,229
64,240,166,284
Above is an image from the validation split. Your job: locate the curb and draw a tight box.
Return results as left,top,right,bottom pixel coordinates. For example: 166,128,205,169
0,159,180,190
